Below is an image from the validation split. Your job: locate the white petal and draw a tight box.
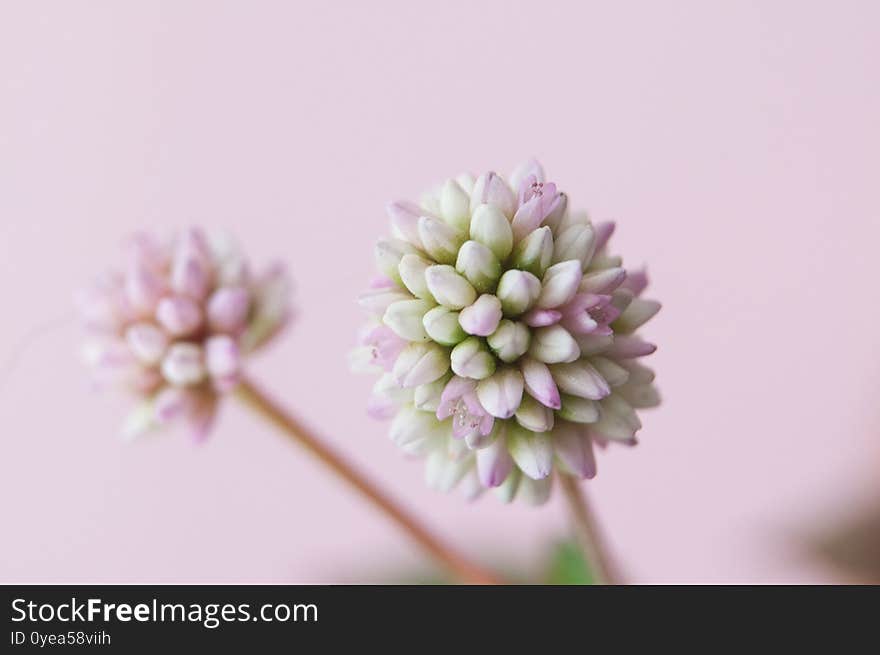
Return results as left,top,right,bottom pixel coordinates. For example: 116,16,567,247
476,367,524,418
440,179,472,233
450,337,496,380
487,319,531,363
424,265,477,310
392,342,450,388
507,423,553,480
469,203,513,260
514,394,555,432
553,422,597,478
537,260,582,309
422,306,467,346
529,325,580,364
383,299,432,342
551,359,611,399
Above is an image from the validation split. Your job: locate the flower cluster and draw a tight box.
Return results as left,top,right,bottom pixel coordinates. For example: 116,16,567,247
77,228,291,440
354,160,660,504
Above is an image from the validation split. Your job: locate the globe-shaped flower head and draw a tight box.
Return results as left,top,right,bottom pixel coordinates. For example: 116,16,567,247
355,160,660,505
78,228,291,440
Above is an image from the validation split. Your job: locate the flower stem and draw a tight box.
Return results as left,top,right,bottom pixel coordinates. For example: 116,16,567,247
558,474,622,585
234,376,501,585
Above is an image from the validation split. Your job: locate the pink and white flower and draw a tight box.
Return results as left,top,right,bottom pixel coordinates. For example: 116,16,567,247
354,160,661,504
78,228,291,441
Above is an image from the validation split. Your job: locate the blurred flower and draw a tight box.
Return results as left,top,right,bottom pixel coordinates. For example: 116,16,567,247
77,228,291,440
353,160,661,504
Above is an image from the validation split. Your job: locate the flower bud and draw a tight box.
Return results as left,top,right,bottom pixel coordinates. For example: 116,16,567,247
614,298,662,333
160,343,206,387
486,319,530,363
390,406,439,455
552,222,595,268
476,431,514,487
458,294,502,337
558,394,600,423
422,306,467,346
592,394,641,442
424,264,477,310
493,468,521,503
205,335,241,380
521,356,561,409
476,366,524,419
553,421,597,478
506,422,552,480
455,240,501,293
156,296,203,337
515,394,554,432
537,260,582,309
496,269,541,316
172,253,211,300
589,356,630,387
207,286,251,333
375,238,418,285
440,179,471,233
450,337,496,380
392,342,450,388
551,359,611,399
383,299,432,342
511,226,553,277
398,254,435,300
469,204,513,260
470,172,516,219
386,201,426,248
418,216,464,265
125,263,166,314
579,267,625,294
413,373,451,412
125,323,168,365
528,324,580,364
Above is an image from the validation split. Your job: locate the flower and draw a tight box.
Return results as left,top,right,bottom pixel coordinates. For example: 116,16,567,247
354,160,660,504
77,228,291,440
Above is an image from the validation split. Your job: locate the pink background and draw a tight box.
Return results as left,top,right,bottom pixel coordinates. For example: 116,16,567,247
1,1,878,583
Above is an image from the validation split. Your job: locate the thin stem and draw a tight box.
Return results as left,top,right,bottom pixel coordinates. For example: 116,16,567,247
234,376,501,585
558,474,622,585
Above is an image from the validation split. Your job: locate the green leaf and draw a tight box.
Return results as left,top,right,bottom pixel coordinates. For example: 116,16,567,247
544,540,595,585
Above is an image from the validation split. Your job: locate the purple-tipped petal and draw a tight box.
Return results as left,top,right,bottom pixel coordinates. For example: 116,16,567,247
522,308,562,327
476,434,514,487
521,356,562,410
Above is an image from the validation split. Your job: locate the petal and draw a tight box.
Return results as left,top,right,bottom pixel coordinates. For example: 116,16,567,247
450,337,496,380
551,360,611,400
486,319,531,363
529,325,580,364
521,356,561,410
507,423,553,480
156,296,203,337
160,343,206,387
537,260,582,309
207,286,251,333
476,432,515,487
392,342,450,388
383,299,432,342
553,422,597,479
424,265,477,310
476,367,524,419
470,172,517,219
469,203,513,260
458,294,502,337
